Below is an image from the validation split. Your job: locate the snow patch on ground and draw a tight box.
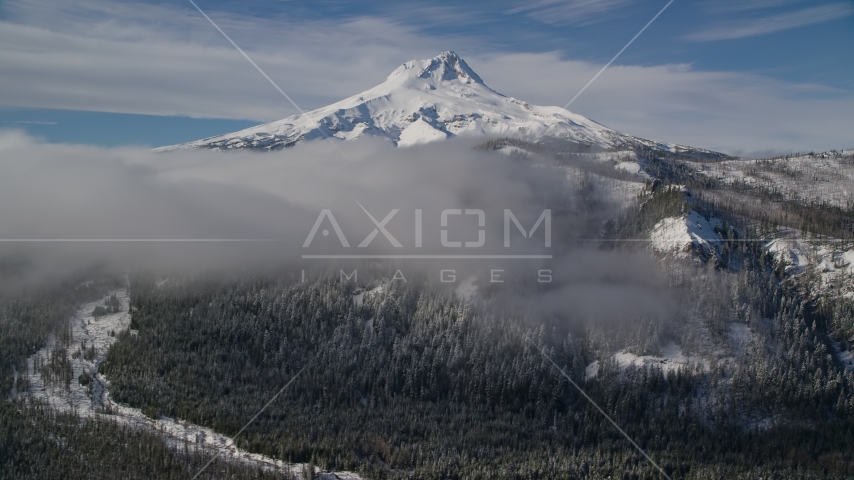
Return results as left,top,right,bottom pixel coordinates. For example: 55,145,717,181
650,211,721,258
614,161,650,180
585,361,600,381
767,236,811,276
613,342,699,376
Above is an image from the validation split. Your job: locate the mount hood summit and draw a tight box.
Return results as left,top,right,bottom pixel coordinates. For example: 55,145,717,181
159,51,716,155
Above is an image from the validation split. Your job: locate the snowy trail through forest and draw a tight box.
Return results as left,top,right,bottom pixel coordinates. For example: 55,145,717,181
23,287,361,479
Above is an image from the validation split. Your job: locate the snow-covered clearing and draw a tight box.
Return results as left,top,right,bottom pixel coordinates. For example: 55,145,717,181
650,211,722,258
585,342,708,382
585,318,759,383
613,342,699,375
614,161,648,178
24,288,362,479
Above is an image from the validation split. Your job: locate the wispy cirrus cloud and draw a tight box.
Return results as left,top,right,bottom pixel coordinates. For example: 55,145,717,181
473,51,854,156
702,0,804,14
0,0,455,121
382,4,492,29
687,2,854,41
507,0,635,26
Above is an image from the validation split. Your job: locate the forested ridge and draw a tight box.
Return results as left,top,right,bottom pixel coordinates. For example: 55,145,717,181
4,146,854,478
97,239,854,479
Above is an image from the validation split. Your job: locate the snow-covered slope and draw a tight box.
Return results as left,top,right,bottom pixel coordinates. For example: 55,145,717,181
688,150,854,209
651,210,722,259
158,51,718,154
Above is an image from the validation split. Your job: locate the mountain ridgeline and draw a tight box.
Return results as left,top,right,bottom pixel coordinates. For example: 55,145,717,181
157,51,726,160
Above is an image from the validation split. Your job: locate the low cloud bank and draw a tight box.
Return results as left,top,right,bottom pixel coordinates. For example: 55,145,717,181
0,131,674,325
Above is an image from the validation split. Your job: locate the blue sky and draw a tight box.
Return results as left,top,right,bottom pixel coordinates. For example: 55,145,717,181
0,0,851,155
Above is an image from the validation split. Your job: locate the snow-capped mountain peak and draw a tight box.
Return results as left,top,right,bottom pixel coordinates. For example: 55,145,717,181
387,50,486,87
158,51,721,156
